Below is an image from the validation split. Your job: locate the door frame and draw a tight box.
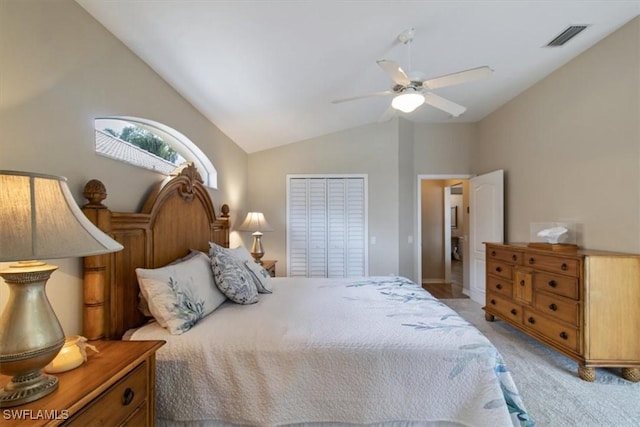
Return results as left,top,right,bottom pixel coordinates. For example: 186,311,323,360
415,174,472,287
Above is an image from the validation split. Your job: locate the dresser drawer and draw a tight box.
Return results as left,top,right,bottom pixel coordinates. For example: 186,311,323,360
533,271,579,300
523,309,579,353
487,260,513,280
67,361,148,426
486,293,523,324
534,292,579,326
487,275,513,298
487,246,522,264
523,252,580,277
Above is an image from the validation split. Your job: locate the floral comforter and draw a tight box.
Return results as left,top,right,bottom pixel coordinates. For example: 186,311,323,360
130,276,532,427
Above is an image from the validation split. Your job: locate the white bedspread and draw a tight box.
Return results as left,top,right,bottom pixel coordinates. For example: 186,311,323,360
130,276,531,427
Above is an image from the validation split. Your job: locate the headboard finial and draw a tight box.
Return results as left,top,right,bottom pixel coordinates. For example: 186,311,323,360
83,179,107,207
174,163,204,202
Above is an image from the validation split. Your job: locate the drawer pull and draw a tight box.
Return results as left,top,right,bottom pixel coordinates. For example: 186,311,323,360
559,331,569,340
548,280,557,288
561,263,568,271
491,250,496,256
549,303,558,311
490,299,496,305
510,309,517,315
495,266,502,273
122,387,135,406
527,317,536,324
528,257,535,265
520,280,525,286
512,254,518,261
496,283,502,290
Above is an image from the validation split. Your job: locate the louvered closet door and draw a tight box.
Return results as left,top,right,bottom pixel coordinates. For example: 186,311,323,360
345,178,365,276
288,178,309,277
308,179,328,277
288,176,366,278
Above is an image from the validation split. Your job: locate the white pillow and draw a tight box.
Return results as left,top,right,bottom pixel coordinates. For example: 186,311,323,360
243,260,273,293
136,251,227,334
209,243,259,304
137,250,203,317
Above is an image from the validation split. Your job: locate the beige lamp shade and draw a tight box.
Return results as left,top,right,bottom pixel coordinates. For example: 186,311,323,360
0,171,123,261
237,212,273,233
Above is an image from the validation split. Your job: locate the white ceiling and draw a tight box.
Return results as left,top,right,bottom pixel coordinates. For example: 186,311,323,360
76,1,640,153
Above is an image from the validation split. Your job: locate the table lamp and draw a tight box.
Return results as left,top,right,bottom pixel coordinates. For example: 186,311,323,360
0,171,123,407
237,212,273,264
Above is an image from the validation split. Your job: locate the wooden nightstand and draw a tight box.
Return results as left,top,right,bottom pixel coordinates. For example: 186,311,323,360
261,260,277,277
0,340,164,426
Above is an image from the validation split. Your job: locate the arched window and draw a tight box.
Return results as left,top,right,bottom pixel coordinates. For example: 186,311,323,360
94,116,217,188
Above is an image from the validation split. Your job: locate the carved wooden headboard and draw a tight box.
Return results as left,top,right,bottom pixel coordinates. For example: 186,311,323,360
81,165,229,340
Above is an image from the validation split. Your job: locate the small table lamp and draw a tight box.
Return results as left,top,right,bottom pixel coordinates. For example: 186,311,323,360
237,212,273,264
0,171,123,407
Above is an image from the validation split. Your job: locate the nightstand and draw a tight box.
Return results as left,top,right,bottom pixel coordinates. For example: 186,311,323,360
261,260,277,277
0,340,164,426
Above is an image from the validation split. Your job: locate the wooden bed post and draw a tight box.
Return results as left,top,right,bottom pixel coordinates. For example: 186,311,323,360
81,179,112,340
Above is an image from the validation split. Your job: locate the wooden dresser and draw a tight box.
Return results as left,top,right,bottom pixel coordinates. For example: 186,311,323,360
484,242,640,382
1,340,164,426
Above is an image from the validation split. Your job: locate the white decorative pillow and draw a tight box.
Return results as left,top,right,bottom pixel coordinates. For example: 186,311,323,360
209,243,259,304
136,251,227,334
137,250,203,317
243,260,273,293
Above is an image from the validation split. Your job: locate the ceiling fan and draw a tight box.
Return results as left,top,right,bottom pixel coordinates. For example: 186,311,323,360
332,28,493,117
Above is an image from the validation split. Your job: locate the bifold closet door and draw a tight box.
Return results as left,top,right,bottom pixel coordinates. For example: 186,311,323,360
288,177,366,278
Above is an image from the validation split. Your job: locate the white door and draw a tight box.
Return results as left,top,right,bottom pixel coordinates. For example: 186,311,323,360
469,170,504,304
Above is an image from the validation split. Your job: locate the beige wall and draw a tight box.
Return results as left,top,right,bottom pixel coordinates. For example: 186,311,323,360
0,0,248,335
397,118,415,279
414,123,476,175
247,120,400,277
474,17,640,252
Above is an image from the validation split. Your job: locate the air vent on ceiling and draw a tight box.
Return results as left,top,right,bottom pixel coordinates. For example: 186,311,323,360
546,25,589,47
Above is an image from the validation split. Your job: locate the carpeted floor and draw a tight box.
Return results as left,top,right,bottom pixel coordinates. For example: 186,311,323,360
441,299,640,427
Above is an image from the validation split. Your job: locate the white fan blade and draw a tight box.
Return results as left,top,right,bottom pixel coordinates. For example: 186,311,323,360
423,66,493,90
423,92,466,117
377,60,411,85
377,105,397,123
332,90,393,104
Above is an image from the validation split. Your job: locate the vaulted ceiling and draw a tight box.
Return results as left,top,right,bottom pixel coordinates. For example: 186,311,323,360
76,1,640,153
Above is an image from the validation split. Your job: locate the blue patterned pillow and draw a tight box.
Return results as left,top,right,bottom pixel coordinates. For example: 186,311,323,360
136,252,227,334
209,244,259,304
244,260,273,293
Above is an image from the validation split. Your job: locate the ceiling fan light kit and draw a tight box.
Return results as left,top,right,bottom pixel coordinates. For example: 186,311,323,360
332,28,494,117
391,89,424,113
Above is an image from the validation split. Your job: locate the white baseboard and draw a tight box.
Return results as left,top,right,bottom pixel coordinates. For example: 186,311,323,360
422,278,446,284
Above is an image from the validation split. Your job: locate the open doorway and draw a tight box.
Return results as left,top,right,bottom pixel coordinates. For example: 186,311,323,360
416,175,470,299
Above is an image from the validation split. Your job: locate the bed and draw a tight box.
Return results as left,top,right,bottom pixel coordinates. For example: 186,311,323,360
81,165,531,427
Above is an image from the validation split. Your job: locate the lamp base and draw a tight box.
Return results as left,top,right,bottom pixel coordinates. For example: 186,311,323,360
0,370,59,407
250,232,265,265
0,262,65,408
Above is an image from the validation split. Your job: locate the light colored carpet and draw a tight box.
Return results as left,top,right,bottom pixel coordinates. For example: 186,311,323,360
441,299,640,427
